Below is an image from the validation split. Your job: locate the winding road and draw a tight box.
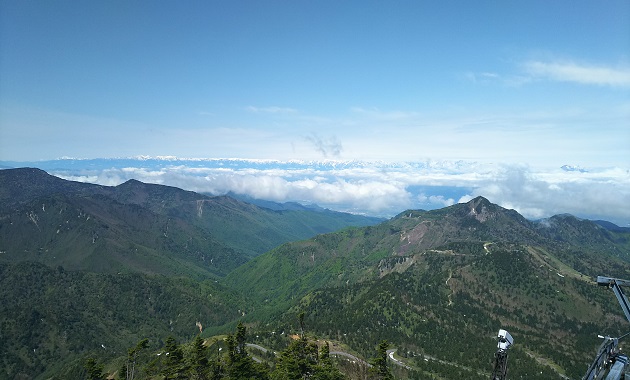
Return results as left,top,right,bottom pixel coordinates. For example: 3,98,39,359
246,342,414,370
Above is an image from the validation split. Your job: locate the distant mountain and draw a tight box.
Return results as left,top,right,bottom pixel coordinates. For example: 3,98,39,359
228,196,626,307
226,197,630,379
227,192,328,212
0,167,105,208
593,219,630,232
0,168,382,277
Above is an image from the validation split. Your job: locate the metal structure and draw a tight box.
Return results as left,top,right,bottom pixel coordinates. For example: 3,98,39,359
582,276,630,380
491,329,513,380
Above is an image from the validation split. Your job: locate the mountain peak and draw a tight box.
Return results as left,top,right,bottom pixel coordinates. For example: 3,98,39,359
0,167,104,207
465,196,495,222
118,179,144,187
467,195,492,206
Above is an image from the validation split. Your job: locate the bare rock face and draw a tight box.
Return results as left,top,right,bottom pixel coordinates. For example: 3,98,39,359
467,196,495,222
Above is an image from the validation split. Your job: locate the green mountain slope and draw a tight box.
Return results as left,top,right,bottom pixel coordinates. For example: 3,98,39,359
0,192,247,277
0,167,384,379
0,261,245,380
292,244,625,379
226,197,630,310
0,168,382,276
0,168,105,207
110,178,383,258
226,197,630,378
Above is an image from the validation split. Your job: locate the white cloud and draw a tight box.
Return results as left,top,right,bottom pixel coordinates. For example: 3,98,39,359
458,165,630,223
466,59,630,88
417,194,456,208
524,60,630,87
464,71,502,84
56,164,411,215
48,159,630,225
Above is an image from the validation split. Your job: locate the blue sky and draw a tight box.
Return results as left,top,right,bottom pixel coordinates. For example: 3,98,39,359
1,1,629,224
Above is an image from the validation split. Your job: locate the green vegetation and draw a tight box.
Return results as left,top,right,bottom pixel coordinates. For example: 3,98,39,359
83,321,352,380
0,261,246,379
0,168,381,278
370,341,393,380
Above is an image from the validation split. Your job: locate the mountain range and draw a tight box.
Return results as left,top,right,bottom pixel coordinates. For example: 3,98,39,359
0,168,381,278
228,197,630,379
1,167,629,379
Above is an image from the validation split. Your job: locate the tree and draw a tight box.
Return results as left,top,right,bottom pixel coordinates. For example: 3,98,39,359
122,338,149,380
370,341,393,380
225,323,269,379
162,336,188,380
189,334,210,380
313,342,346,380
271,336,317,379
209,356,225,380
236,322,247,356
271,313,342,380
83,357,105,380
299,312,306,339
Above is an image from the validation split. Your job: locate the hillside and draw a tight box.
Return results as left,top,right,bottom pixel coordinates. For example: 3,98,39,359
0,261,246,380
0,167,384,379
0,168,382,277
226,197,630,379
226,197,630,308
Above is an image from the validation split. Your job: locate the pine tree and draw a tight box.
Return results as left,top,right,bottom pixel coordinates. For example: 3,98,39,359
162,336,188,380
313,342,347,380
370,341,393,380
225,323,269,379
271,313,340,380
122,338,149,380
236,322,247,356
83,357,105,380
189,334,210,380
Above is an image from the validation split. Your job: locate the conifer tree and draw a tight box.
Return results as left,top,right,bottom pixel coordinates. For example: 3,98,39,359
271,313,342,380
313,342,347,380
189,334,210,380
83,357,105,380
121,338,149,380
225,322,269,379
370,340,393,380
162,336,187,380
238,323,247,351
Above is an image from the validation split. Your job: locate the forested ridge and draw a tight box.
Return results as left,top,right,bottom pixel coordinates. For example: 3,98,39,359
226,198,630,379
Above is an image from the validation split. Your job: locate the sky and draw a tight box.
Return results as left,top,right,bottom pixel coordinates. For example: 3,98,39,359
1,1,629,224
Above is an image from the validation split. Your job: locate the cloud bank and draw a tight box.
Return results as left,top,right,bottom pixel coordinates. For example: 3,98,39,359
20,157,628,226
